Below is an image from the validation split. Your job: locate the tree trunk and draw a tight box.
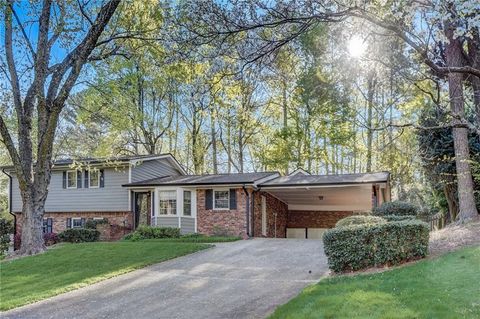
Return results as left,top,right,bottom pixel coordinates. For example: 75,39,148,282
210,107,218,174
443,183,459,223
366,70,376,173
18,194,46,255
445,21,479,222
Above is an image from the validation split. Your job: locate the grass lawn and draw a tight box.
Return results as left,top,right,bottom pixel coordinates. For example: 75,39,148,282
0,241,210,311
139,236,241,243
270,245,480,319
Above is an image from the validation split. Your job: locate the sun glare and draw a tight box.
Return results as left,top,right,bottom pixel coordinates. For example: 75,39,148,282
348,36,366,57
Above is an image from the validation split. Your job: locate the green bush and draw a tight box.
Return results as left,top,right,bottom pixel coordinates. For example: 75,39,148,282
382,215,416,222
124,226,181,241
58,228,100,243
323,220,429,273
335,215,386,228
373,201,419,217
0,218,13,254
85,218,109,229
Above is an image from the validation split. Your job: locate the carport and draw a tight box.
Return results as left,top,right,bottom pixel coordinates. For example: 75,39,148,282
259,171,391,239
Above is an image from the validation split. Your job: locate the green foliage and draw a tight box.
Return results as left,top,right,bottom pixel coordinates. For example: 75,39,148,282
323,220,429,273
373,201,419,217
382,215,416,222
58,229,100,243
84,218,109,229
123,226,181,241
335,215,386,228
0,218,13,255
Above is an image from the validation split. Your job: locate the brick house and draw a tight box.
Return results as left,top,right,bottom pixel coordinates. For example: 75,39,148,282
2,154,391,239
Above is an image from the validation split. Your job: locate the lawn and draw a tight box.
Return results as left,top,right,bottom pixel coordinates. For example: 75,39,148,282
0,241,210,311
270,245,480,319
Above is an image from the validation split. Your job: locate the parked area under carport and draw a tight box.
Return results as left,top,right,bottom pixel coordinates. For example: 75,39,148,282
3,239,329,319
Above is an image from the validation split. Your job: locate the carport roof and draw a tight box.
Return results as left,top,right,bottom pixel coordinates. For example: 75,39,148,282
260,171,390,187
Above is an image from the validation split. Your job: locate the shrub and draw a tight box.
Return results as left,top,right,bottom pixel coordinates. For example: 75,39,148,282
85,218,109,229
58,228,100,243
382,215,416,222
323,220,429,273
373,201,419,217
335,215,386,228
43,233,59,246
0,218,13,254
123,226,181,241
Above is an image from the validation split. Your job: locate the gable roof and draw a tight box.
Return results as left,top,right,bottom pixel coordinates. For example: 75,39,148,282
260,171,390,187
123,172,280,187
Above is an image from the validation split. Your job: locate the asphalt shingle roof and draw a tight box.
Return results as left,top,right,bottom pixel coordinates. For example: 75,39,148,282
260,171,390,187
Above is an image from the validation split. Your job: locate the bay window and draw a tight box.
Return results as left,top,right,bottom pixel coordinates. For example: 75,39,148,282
159,191,177,215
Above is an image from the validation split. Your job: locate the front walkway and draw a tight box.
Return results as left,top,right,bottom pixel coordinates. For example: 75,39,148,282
3,239,329,319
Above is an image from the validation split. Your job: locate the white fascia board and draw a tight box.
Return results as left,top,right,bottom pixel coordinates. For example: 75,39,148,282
254,173,281,186
260,183,376,190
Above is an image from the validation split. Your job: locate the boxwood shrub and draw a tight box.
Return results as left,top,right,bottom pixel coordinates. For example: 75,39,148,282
323,220,429,273
373,201,419,216
335,215,386,228
382,215,416,222
58,228,100,243
123,226,181,241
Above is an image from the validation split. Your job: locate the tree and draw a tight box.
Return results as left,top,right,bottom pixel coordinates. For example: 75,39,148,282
0,1,123,255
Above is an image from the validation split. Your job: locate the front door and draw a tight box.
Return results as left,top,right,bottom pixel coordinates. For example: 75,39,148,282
134,192,151,228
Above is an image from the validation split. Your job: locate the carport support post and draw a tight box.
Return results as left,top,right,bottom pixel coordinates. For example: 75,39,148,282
242,186,251,237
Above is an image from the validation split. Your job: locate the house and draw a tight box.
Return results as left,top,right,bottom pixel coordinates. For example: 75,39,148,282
2,154,391,239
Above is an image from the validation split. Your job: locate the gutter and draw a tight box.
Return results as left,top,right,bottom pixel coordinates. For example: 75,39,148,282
242,185,251,238
2,168,16,236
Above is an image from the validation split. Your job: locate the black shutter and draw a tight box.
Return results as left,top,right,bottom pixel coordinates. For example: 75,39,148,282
66,218,72,229
77,170,82,188
81,218,86,227
205,189,213,210
47,218,53,233
229,189,237,210
84,170,89,188
62,171,67,189
100,169,105,187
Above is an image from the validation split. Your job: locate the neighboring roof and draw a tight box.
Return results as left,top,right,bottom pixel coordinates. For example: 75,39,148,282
260,171,390,187
123,172,280,187
288,168,311,176
0,153,187,175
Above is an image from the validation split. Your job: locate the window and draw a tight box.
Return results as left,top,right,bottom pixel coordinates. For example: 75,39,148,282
183,191,191,216
159,191,177,215
89,170,100,188
67,170,77,188
214,190,229,210
72,218,83,229
43,218,52,233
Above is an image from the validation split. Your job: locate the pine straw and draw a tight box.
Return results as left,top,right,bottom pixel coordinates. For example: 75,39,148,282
429,220,480,256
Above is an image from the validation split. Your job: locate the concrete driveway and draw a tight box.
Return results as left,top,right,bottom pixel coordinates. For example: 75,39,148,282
3,239,329,319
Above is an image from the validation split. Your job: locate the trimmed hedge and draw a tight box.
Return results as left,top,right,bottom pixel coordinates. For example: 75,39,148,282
373,201,418,216
335,215,386,228
323,220,429,273
58,228,100,243
123,226,181,241
382,215,416,222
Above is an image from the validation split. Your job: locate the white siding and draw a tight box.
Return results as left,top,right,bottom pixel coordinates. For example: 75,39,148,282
180,217,195,234
11,167,130,212
131,158,182,182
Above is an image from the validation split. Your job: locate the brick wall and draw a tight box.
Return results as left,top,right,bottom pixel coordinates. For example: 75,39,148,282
252,191,288,238
14,211,133,240
196,188,249,238
287,210,358,228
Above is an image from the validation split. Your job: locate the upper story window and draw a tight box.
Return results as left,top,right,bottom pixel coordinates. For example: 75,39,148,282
89,170,100,188
183,191,191,216
159,191,177,215
66,171,77,189
214,190,229,210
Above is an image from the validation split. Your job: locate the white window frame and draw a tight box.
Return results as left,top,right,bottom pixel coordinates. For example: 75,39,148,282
66,170,77,189
71,217,83,229
183,190,192,216
88,170,100,188
213,189,230,210
158,190,177,216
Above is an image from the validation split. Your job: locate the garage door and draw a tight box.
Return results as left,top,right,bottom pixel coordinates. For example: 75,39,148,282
307,228,327,239
286,228,328,239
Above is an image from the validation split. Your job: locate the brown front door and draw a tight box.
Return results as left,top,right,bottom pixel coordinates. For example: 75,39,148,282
134,192,151,228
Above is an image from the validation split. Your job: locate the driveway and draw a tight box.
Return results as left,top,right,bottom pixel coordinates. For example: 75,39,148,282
3,239,329,319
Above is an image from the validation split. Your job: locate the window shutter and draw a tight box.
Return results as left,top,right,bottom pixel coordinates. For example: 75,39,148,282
81,218,86,227
84,170,89,188
100,169,105,187
205,189,213,210
62,171,67,189
66,218,72,229
229,189,237,210
47,218,53,233
77,170,82,188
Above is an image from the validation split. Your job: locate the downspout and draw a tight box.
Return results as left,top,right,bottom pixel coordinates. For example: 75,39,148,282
2,168,16,236
242,185,251,238
251,186,260,238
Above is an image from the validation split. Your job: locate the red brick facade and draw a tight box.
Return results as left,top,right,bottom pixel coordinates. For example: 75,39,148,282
252,191,288,238
196,188,249,238
287,211,359,228
14,211,133,241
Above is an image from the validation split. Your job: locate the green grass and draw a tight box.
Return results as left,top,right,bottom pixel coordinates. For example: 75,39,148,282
140,236,241,243
270,246,480,319
0,241,210,311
